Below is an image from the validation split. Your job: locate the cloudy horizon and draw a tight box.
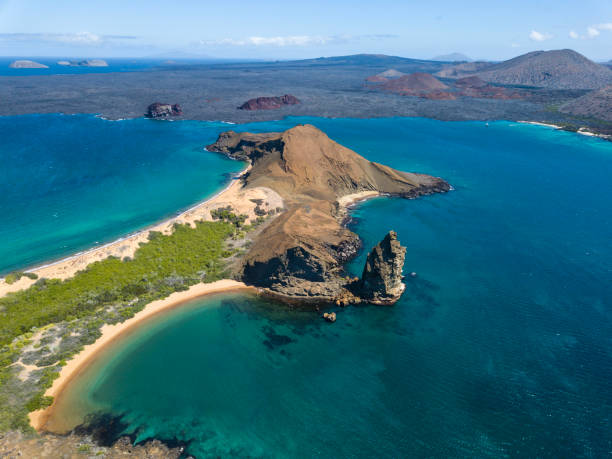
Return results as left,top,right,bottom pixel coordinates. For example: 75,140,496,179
1,0,611,61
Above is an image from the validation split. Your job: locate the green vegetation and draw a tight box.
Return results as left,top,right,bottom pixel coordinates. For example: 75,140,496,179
0,215,252,432
4,271,38,285
211,206,248,227
0,221,235,348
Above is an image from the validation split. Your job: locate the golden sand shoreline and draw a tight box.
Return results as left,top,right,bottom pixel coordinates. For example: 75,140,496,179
29,279,257,432
21,182,377,432
0,166,283,298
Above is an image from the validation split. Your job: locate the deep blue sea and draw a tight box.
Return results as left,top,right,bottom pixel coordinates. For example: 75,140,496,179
0,114,245,274
0,58,254,76
19,117,612,456
0,58,166,76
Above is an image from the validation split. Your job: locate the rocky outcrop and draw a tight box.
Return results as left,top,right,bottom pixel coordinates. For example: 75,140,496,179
323,312,337,322
238,94,300,110
207,124,449,303
146,103,183,119
57,59,108,67
359,231,407,305
9,60,48,69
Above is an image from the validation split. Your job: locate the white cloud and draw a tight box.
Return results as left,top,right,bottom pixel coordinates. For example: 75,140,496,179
570,22,612,39
587,26,600,38
529,30,552,42
200,35,328,47
0,32,136,45
199,34,397,47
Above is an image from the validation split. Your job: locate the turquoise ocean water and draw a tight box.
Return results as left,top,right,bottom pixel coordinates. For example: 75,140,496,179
0,115,245,274
17,117,612,456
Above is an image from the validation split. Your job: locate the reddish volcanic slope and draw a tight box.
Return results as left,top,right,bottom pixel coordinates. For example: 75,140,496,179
381,73,449,94
238,94,300,110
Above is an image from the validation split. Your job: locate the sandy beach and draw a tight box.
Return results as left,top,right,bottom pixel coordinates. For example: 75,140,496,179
0,166,283,298
29,279,257,432
336,190,381,208
518,120,563,129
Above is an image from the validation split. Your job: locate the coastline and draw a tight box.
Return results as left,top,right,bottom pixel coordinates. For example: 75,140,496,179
29,279,257,432
29,191,383,432
518,120,612,141
0,166,283,298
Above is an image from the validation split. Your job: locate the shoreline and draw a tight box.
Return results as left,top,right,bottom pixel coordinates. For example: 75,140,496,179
518,120,612,141
29,279,257,432
30,191,381,433
0,165,284,298
5,165,247,276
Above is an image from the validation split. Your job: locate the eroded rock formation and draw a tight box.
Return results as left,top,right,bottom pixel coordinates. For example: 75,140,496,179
207,124,449,304
359,231,407,305
146,102,183,119
238,94,300,110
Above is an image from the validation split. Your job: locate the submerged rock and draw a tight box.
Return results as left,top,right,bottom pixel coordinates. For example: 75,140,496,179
146,102,183,119
359,231,407,305
323,312,337,322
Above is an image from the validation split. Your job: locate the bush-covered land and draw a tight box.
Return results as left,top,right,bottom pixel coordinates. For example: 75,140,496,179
4,271,38,285
0,214,250,432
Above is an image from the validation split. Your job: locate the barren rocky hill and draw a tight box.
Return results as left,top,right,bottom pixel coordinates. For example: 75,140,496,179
439,49,612,89
380,72,449,93
560,85,612,122
207,124,449,302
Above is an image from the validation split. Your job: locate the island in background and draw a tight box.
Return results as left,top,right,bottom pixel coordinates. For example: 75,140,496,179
1,49,611,137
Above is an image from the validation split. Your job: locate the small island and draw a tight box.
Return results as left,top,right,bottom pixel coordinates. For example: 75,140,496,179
56,59,108,67
0,124,449,436
8,60,48,69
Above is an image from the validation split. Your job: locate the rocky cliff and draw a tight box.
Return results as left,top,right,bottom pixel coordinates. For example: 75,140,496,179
359,231,407,305
146,103,182,118
207,124,449,304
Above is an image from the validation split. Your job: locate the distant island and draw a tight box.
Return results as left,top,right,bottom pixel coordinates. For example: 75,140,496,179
431,52,472,62
3,49,611,137
8,60,48,69
56,59,108,67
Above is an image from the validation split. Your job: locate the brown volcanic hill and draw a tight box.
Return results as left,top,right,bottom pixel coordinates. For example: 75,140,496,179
454,49,612,89
560,85,612,122
207,125,449,301
208,125,445,203
381,72,448,94
377,69,405,78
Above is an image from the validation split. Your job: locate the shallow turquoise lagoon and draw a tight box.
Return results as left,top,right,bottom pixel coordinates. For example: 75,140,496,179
21,117,612,456
0,115,245,274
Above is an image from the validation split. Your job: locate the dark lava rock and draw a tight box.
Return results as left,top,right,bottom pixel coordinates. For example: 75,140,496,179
238,94,300,110
146,102,183,118
360,231,407,305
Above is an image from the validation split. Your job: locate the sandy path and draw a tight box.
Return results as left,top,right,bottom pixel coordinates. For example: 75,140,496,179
29,279,257,432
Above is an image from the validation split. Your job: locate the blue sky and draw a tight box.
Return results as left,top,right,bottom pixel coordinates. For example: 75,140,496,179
1,0,611,61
